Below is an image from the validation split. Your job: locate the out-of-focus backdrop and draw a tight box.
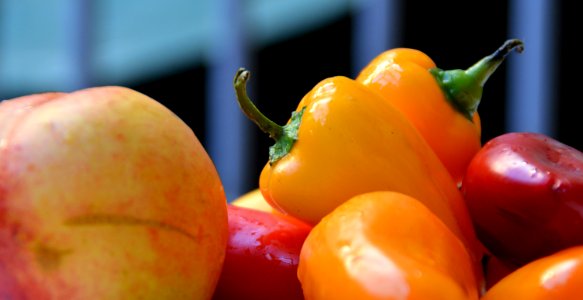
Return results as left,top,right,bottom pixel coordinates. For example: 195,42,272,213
1,0,577,201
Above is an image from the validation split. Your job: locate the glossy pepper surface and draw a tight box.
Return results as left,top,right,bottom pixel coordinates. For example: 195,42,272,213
357,39,523,184
233,70,483,268
482,246,583,299
231,189,277,214
462,132,583,266
298,191,479,300
212,205,311,300
483,255,518,290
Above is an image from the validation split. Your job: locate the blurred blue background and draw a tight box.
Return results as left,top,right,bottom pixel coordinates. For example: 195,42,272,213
0,0,575,201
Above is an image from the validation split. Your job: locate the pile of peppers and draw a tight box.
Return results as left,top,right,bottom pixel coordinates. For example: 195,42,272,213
213,38,583,299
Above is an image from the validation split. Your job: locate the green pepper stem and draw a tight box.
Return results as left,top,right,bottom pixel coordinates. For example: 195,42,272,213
234,68,305,164
430,39,524,120
233,68,283,140
467,39,525,86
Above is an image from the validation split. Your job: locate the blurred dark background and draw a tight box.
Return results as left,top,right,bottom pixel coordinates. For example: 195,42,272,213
1,0,576,201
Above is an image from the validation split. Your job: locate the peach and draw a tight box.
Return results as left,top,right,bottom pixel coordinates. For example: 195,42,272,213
0,87,228,299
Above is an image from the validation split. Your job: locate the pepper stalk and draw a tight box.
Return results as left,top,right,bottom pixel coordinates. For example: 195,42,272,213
234,68,305,164
430,39,524,121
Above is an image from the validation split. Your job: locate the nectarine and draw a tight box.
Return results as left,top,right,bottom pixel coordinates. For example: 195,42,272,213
0,87,228,299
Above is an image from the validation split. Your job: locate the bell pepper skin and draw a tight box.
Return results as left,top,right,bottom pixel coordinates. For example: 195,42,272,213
231,188,277,214
212,205,311,300
357,40,523,184
234,69,484,280
298,191,479,300
482,246,583,299
462,132,583,267
483,256,518,290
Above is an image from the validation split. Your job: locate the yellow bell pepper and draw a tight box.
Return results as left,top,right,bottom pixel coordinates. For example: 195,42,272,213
233,69,483,268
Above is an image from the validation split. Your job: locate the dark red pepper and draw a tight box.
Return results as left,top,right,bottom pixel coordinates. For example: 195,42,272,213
462,132,583,266
212,205,311,300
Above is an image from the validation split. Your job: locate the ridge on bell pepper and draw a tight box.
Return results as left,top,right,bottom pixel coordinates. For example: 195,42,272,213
357,39,524,184
233,68,484,282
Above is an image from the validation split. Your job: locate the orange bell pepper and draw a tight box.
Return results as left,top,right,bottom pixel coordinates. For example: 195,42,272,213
233,69,483,269
357,39,523,184
298,191,479,300
482,255,518,290
482,246,583,299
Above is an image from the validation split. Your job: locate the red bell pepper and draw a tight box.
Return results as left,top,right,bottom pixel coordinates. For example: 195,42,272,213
462,132,583,266
212,205,311,300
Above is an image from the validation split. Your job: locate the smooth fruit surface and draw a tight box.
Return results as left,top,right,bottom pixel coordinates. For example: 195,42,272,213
0,87,228,299
231,189,276,214
298,191,478,300
483,246,583,299
462,132,583,266
213,205,311,300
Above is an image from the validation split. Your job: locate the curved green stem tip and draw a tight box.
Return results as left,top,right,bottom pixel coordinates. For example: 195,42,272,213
233,68,305,164
430,39,524,120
